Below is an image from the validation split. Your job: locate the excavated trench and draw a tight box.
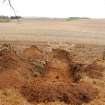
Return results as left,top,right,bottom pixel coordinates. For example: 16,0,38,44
0,44,104,105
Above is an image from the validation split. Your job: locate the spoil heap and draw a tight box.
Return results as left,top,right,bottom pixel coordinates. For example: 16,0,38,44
23,45,44,61
21,48,100,105
0,44,103,105
0,44,44,88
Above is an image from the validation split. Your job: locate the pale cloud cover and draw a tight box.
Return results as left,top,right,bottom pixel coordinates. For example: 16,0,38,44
0,0,105,18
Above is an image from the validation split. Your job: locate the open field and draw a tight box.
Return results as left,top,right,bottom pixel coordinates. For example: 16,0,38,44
0,19,105,105
0,19,105,45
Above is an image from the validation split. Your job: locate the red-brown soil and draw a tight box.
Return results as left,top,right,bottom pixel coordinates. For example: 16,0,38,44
0,43,104,105
0,44,39,88
23,45,44,60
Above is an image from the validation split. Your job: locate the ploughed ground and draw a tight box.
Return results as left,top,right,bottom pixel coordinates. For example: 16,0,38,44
0,41,105,105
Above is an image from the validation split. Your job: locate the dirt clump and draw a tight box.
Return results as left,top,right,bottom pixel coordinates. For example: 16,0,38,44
70,63,85,82
84,63,104,79
44,48,72,82
52,49,72,61
0,44,19,71
23,45,44,61
70,61,104,82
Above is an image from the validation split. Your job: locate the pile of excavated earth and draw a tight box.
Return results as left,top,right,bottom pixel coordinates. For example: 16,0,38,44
0,43,104,105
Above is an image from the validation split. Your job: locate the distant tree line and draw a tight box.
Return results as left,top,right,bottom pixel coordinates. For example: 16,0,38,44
0,15,22,22
0,16,9,19
66,17,90,21
0,16,22,19
10,16,22,19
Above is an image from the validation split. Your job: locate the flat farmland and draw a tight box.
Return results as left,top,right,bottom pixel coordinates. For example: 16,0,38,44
0,19,105,45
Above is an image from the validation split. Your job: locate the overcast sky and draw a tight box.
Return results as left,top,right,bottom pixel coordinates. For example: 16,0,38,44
0,0,105,18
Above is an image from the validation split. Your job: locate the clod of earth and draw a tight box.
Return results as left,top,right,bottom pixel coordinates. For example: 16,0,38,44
23,45,44,61
71,62,104,82
0,44,103,105
84,62,104,79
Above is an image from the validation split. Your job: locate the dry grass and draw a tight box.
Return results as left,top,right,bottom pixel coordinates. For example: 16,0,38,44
0,88,31,105
0,19,105,45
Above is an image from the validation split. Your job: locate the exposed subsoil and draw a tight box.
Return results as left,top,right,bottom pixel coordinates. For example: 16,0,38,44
0,43,104,105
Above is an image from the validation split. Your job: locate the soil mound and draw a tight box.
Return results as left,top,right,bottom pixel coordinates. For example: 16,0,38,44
21,48,99,105
45,48,72,82
23,45,44,60
0,44,103,105
0,44,42,88
0,44,19,70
